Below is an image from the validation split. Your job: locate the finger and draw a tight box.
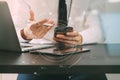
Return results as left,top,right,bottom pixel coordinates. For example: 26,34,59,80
29,9,35,21
34,19,49,29
54,36,80,46
54,38,77,45
43,20,55,27
66,31,79,37
37,19,49,25
56,34,75,41
48,20,55,24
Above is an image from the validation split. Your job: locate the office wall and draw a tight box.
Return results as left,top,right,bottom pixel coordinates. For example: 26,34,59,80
105,2,120,12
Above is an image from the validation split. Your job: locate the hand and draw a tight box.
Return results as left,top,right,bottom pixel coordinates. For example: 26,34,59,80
53,31,83,46
21,19,55,40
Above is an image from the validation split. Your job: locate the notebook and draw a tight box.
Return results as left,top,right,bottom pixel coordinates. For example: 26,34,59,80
0,1,54,52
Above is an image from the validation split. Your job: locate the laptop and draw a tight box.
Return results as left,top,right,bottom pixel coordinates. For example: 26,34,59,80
0,1,54,52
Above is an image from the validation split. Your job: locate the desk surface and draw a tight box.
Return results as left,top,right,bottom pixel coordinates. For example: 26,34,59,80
0,44,120,74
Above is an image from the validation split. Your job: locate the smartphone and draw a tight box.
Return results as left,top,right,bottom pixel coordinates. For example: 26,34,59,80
31,46,90,56
54,26,73,37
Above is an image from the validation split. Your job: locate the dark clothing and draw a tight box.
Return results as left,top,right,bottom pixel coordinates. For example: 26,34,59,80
58,0,67,26
17,74,107,80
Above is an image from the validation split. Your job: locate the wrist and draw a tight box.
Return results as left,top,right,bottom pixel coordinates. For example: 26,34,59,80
20,29,32,40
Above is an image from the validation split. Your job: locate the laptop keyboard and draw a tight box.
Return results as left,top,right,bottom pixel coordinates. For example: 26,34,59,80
20,43,55,52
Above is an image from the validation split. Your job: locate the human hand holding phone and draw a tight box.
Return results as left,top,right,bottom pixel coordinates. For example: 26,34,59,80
53,26,83,46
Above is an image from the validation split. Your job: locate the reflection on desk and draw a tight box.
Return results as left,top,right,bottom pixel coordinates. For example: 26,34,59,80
0,44,120,74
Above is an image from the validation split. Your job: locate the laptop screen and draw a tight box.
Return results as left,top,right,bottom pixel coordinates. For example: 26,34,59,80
0,1,21,52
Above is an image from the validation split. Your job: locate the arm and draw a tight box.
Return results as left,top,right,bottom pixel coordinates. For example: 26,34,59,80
10,0,30,42
54,12,104,45
80,12,104,44
10,0,55,42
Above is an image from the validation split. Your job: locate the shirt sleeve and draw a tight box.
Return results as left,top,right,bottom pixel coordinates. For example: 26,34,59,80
17,29,30,42
10,0,30,42
79,11,105,44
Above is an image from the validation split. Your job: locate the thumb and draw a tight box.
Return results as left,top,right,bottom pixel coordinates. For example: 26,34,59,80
29,9,35,21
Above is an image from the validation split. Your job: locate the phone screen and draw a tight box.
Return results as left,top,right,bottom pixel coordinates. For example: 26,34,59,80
31,46,90,56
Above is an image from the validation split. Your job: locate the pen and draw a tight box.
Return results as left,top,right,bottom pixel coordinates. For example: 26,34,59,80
43,23,54,27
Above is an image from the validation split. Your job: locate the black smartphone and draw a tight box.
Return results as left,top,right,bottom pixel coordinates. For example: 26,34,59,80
54,26,73,37
31,46,90,56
